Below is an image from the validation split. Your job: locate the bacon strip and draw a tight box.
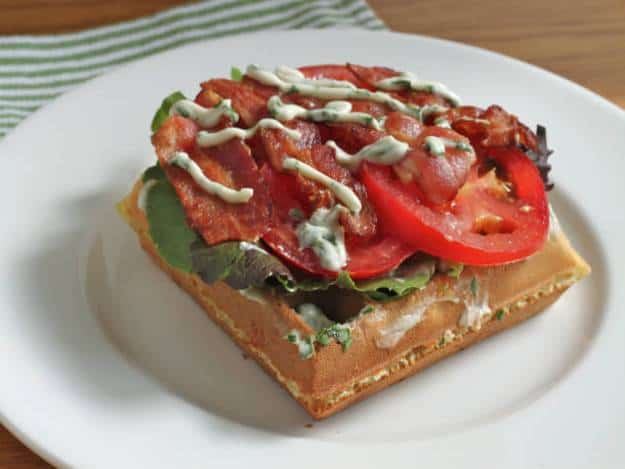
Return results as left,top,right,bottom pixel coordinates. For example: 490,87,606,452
152,115,271,245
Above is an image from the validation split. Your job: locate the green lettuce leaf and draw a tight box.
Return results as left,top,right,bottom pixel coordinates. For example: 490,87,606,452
145,179,198,272
336,257,435,302
230,66,243,81
150,91,186,133
190,240,294,289
141,166,434,299
142,163,166,183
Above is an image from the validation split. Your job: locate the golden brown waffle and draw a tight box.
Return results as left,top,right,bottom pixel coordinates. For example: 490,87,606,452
118,178,590,419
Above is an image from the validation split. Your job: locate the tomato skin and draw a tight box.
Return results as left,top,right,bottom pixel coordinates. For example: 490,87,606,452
360,147,548,266
392,127,476,206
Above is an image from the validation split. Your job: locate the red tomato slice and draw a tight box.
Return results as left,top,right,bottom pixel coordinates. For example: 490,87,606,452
360,147,548,265
260,165,415,279
392,127,476,206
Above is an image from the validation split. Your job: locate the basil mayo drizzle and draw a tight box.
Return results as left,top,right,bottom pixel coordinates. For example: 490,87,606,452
170,99,239,127
326,136,409,170
267,96,381,129
282,157,362,213
246,65,453,122
168,151,253,204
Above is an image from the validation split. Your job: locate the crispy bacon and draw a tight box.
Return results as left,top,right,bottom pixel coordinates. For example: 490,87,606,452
444,105,539,151
152,115,271,245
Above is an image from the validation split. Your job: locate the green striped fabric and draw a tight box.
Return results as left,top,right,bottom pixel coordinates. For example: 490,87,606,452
0,0,385,139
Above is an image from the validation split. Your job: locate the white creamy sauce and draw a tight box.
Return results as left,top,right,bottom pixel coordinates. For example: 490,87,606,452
274,65,356,89
170,98,238,127
375,276,491,349
239,241,268,254
137,179,158,212
168,151,253,203
245,64,449,122
458,277,492,330
423,136,474,157
433,116,451,128
196,117,301,147
285,329,315,359
326,136,409,171
267,96,381,129
238,287,268,305
296,303,333,331
443,328,456,343
376,300,436,349
548,204,562,239
296,205,348,272
282,157,362,213
375,72,461,107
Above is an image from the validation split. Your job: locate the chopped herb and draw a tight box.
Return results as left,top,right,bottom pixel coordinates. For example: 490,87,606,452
446,262,464,279
315,324,353,352
286,332,297,343
470,276,478,297
316,331,331,346
495,309,505,320
438,336,445,347
288,208,305,220
358,304,374,316
230,66,243,81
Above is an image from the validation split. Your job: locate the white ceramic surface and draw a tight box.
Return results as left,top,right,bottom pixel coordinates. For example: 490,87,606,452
0,30,623,468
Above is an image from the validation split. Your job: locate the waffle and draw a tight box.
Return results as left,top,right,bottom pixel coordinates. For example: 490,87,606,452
118,178,590,419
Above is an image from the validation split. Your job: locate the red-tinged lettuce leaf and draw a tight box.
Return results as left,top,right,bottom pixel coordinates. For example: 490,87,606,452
526,125,554,191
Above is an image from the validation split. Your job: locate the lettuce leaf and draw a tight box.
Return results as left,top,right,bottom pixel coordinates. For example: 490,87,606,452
150,91,186,133
190,240,294,289
230,66,243,82
143,169,433,299
145,179,198,272
142,163,166,182
336,257,435,302
526,124,554,191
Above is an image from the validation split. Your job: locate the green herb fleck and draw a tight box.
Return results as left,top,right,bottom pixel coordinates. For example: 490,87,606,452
495,309,505,320
446,262,464,279
316,324,352,352
438,336,445,347
316,332,331,346
288,208,305,220
150,91,186,133
470,276,478,297
230,66,243,82
358,304,374,316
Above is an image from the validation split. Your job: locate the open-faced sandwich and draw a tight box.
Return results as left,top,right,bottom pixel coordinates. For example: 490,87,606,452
118,64,590,419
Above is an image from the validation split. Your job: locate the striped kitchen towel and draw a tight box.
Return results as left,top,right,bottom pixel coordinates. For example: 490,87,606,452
0,0,385,139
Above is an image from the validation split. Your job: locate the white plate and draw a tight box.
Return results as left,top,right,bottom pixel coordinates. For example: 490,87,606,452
0,29,623,468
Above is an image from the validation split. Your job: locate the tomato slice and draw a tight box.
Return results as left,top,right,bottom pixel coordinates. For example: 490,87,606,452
260,165,415,279
360,147,548,265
